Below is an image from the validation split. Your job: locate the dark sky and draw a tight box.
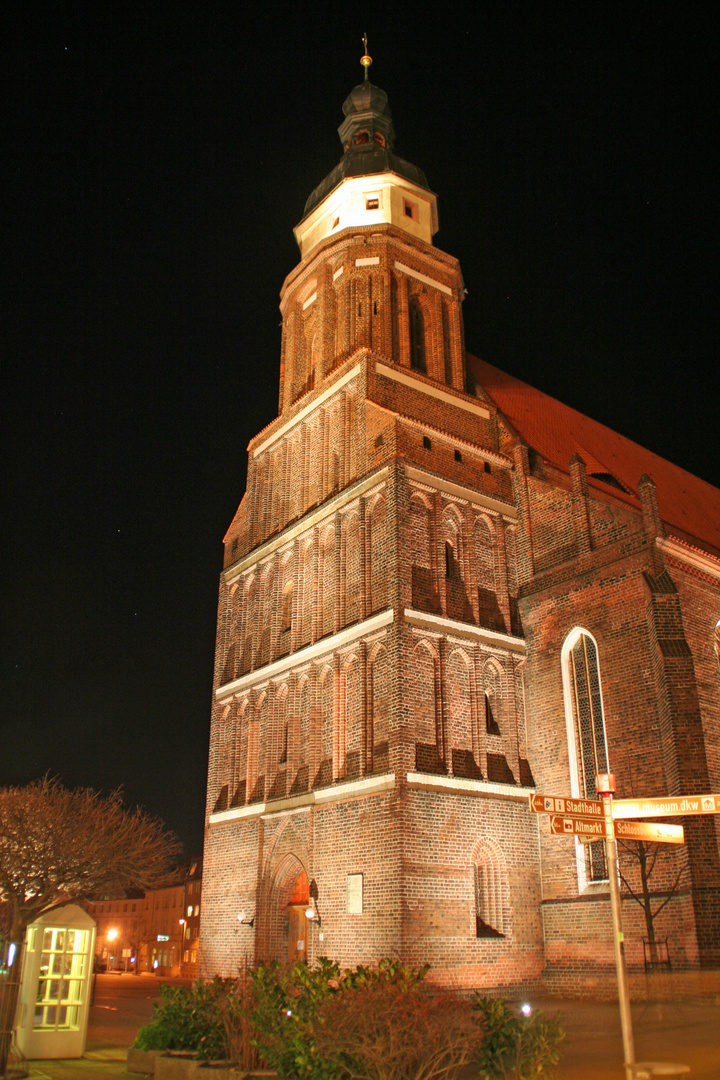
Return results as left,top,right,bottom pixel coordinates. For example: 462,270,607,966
2,3,717,855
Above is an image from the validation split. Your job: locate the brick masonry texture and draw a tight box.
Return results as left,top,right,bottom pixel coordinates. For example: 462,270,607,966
200,108,720,996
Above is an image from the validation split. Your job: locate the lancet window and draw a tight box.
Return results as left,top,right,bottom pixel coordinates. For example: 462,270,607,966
409,299,427,373
563,629,609,883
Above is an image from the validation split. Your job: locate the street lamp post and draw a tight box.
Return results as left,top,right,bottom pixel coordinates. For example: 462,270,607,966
178,919,186,978
106,928,118,973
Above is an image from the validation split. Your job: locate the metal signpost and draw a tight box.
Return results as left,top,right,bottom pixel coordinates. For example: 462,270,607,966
596,773,635,1080
529,776,720,1080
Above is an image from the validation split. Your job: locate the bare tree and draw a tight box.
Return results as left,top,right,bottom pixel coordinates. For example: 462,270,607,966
124,912,151,974
0,776,181,1073
618,838,688,965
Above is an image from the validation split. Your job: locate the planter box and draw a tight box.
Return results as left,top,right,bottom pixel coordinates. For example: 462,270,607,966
155,1051,203,1079
126,1048,277,1080
127,1047,163,1075
198,1067,246,1080
199,1068,277,1080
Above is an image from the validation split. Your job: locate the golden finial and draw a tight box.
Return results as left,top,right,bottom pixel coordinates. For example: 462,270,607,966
360,33,372,80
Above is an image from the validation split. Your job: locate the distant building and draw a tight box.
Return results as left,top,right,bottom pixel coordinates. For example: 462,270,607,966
86,894,145,973
199,63,720,994
182,858,203,979
86,857,202,977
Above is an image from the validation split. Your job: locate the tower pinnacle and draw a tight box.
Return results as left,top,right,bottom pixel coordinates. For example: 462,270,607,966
360,33,372,81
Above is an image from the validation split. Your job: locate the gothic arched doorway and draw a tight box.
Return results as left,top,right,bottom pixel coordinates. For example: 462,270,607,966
264,854,310,963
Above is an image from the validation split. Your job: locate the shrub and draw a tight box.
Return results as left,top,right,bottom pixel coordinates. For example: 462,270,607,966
472,996,565,1080
215,974,262,1070
314,980,484,1080
132,979,228,1059
250,958,345,1080
250,957,431,1080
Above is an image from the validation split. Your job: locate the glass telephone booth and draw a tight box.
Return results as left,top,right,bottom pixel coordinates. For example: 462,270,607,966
15,904,96,1060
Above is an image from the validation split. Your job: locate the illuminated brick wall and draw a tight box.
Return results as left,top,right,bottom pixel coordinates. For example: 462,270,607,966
200,190,720,993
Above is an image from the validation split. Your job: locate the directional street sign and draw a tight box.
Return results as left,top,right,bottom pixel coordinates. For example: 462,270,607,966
549,815,606,838
529,793,603,818
614,819,684,844
548,815,685,844
531,791,720,821
613,794,720,819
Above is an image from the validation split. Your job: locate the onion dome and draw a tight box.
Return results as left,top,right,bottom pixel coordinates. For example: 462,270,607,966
302,56,431,219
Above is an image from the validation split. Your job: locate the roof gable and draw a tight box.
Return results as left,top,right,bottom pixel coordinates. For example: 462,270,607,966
466,353,720,556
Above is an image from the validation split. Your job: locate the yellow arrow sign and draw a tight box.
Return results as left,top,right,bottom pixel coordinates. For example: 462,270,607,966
613,794,720,819
549,815,607,838
548,815,684,844
529,793,603,818
614,819,684,844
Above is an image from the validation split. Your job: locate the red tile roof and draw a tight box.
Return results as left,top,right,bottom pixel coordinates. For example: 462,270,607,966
466,353,720,557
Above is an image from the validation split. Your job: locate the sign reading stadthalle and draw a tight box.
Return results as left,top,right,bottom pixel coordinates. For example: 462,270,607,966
613,794,720,819
528,793,603,818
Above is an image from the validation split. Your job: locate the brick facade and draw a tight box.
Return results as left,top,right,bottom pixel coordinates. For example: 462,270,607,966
199,76,720,994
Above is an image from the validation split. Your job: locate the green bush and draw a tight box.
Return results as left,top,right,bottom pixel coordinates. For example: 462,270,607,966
131,961,564,1080
249,957,344,1080
250,957,431,1080
132,979,229,1059
472,996,565,1080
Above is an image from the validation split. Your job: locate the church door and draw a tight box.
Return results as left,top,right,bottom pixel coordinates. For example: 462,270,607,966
286,870,309,962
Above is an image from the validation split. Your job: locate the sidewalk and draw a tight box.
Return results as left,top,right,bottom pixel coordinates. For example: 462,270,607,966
548,996,720,1079
13,987,720,1079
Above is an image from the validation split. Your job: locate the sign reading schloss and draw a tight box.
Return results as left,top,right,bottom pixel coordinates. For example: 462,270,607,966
613,794,720,819
529,793,603,818
614,819,684,844
548,815,684,845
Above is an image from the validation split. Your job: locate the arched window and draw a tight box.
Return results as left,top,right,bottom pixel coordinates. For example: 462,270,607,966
485,691,500,736
222,644,236,685
409,300,427,373
474,840,509,938
320,526,336,638
277,687,289,768
475,516,503,632
281,580,293,633
445,540,457,579
562,629,609,883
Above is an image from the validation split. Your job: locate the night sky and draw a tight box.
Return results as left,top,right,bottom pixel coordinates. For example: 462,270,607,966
2,3,717,855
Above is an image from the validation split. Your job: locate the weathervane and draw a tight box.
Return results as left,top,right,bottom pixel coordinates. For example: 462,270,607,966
360,33,372,80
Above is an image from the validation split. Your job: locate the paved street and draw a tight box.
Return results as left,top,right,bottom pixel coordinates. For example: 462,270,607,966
12,974,720,1079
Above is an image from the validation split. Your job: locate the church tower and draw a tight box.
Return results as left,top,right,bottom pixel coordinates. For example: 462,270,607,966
200,51,542,986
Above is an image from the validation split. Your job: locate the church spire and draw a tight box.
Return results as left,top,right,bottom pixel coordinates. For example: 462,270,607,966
300,52,434,226
360,33,372,81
